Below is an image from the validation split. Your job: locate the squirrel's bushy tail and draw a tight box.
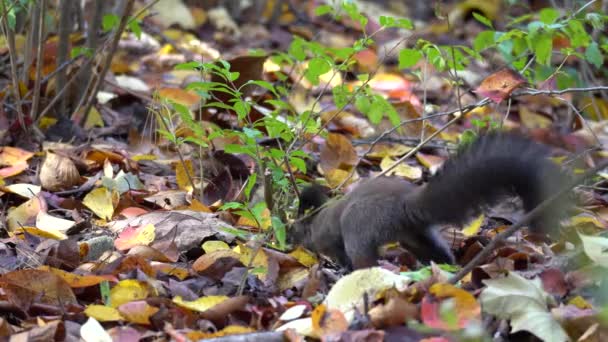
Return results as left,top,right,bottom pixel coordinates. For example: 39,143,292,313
413,132,570,234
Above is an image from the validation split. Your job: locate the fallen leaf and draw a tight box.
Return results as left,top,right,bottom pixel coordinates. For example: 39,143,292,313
1,183,41,198
80,317,113,342
0,269,77,307
480,272,567,342
474,68,527,103
7,196,43,231
0,146,34,178
118,300,159,325
325,267,410,323
83,187,118,220
84,305,124,322
380,157,422,180
109,279,150,308
115,223,156,251
39,266,117,288
173,295,228,313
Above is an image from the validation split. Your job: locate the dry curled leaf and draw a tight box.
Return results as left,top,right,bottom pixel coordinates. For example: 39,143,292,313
475,68,527,103
39,152,81,191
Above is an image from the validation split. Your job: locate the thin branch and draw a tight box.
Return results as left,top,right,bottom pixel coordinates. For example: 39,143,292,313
79,0,135,125
0,0,26,130
373,114,462,179
31,0,47,122
517,86,608,96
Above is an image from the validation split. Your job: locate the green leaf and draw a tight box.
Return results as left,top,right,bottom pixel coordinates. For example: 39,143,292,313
71,47,94,59
473,30,496,52
272,216,286,250
100,281,111,306
245,80,278,97
304,57,332,85
289,157,306,173
332,85,349,109
128,19,142,39
102,14,119,32
175,61,203,71
233,100,250,120
531,32,553,65
472,12,493,28
585,42,603,68
398,48,423,69
224,144,255,157
539,8,560,24
289,37,307,61
314,4,333,16
566,20,591,48
244,173,257,201
354,94,371,114
368,95,398,126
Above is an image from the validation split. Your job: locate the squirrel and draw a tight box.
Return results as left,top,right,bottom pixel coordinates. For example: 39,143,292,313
289,132,571,269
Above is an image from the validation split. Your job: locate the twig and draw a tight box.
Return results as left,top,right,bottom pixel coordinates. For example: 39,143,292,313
448,159,608,284
0,0,26,130
30,0,47,122
79,0,135,125
516,86,608,96
56,0,72,115
374,114,463,179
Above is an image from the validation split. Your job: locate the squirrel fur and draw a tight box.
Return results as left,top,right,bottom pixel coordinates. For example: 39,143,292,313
289,132,570,269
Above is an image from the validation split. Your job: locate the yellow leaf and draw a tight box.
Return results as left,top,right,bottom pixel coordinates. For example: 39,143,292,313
175,160,194,192
172,295,228,313
2,183,41,198
83,187,116,220
114,223,156,250
187,325,255,340
109,280,149,308
202,240,230,253
569,214,606,229
39,117,58,130
131,154,157,161
324,168,358,188
289,246,318,267
379,157,422,180
366,144,412,159
151,262,189,280
189,198,212,213
236,208,271,230
158,87,201,108
14,226,67,240
118,301,159,325
84,305,124,322
462,214,484,237
39,266,116,288
233,244,269,280
568,295,593,309
36,211,75,233
7,196,41,231
84,107,104,129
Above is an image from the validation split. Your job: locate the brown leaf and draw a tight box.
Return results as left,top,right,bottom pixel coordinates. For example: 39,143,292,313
0,269,77,309
474,68,527,103
193,250,243,280
369,296,417,328
210,55,267,103
319,133,358,173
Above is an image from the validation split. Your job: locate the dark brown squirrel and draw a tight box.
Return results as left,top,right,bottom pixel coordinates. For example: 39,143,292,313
289,132,571,269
